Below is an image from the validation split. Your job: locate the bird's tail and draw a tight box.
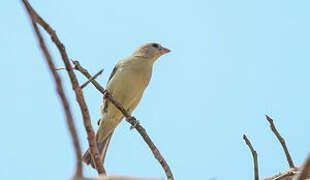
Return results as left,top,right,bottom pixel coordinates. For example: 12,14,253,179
82,131,114,169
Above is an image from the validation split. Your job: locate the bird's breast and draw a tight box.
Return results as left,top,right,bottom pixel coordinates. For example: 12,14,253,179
107,63,152,108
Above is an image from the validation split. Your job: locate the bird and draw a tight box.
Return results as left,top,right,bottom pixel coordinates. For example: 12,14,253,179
82,42,170,168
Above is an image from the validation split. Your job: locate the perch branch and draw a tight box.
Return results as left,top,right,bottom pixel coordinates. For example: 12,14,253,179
80,69,104,89
72,60,174,180
104,91,174,180
243,134,259,180
22,1,105,175
266,115,295,168
21,0,83,177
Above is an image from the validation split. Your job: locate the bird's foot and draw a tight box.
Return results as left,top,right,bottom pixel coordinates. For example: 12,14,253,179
128,117,140,130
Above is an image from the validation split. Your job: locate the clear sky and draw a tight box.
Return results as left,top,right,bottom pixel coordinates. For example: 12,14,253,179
1,0,310,180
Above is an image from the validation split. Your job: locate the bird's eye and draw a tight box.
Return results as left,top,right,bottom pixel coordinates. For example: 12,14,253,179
152,43,159,48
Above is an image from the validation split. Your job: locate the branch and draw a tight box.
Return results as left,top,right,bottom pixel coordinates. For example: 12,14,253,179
266,115,295,168
258,116,310,180
73,60,174,180
262,164,310,180
21,0,83,177
243,134,259,180
292,153,310,180
22,1,105,175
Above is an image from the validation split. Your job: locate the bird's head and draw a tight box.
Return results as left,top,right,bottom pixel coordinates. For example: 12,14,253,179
133,43,170,61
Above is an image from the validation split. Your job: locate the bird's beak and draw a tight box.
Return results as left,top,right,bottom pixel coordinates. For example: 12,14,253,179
160,47,171,55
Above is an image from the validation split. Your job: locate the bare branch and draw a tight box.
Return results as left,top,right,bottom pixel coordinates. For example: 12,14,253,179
292,153,310,180
21,0,83,177
243,134,259,180
261,165,309,180
72,60,174,180
266,115,295,168
80,69,104,89
22,1,105,175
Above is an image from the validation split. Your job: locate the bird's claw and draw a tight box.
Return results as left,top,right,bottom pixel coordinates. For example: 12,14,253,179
129,118,140,130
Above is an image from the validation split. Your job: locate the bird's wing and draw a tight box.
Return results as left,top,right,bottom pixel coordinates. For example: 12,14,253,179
107,61,120,84
93,61,122,166
102,61,121,113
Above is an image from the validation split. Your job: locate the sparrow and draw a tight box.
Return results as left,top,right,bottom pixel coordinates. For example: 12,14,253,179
82,42,170,168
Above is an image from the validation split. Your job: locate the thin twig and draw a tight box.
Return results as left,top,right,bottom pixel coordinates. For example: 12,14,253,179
72,60,106,93
73,60,174,180
56,67,66,70
266,115,295,168
243,134,259,180
292,153,310,180
21,0,83,177
80,69,104,89
22,1,105,175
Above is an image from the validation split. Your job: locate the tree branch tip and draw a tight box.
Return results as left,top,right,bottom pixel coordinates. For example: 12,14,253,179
265,115,273,123
243,134,249,142
243,134,259,180
265,115,295,168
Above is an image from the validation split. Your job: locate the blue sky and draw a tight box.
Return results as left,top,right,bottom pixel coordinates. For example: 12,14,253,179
1,0,310,179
